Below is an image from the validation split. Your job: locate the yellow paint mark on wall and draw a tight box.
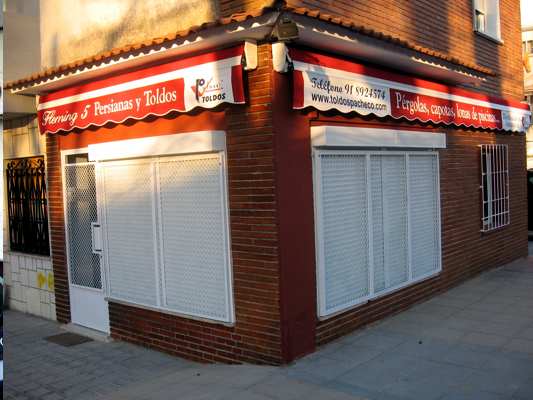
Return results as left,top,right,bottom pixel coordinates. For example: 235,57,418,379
48,273,55,291
37,272,47,289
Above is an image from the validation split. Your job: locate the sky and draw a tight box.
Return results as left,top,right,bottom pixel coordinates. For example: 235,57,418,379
522,0,533,29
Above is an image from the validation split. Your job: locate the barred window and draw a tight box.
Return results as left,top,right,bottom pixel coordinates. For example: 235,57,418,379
6,157,50,255
480,144,509,232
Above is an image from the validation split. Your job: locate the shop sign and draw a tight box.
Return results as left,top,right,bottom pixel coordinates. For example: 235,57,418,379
291,49,531,132
38,47,245,134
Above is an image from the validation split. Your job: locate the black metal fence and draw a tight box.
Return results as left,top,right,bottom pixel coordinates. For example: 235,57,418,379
6,157,50,256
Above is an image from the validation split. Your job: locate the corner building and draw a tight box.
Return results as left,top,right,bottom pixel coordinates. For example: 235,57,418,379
6,0,531,364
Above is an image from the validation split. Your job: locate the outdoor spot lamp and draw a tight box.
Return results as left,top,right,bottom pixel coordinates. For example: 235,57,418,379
274,16,299,41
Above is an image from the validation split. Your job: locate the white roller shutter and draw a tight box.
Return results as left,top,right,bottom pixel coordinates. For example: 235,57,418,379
370,158,385,293
408,154,441,279
370,155,409,293
102,160,159,306
316,153,370,315
314,150,441,317
99,151,233,322
158,154,232,322
380,155,409,289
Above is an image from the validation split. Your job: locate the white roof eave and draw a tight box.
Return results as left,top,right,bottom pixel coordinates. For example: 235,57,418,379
292,14,486,86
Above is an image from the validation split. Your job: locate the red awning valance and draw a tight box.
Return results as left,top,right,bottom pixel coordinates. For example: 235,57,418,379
290,48,531,133
37,46,245,134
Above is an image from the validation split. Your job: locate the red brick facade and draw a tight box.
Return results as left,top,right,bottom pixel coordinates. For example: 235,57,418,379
46,134,70,324
47,44,283,364
270,80,527,350
44,1,527,365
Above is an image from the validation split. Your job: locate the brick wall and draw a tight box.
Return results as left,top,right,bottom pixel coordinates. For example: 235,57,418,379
46,43,282,364
297,116,528,346
41,4,528,364
46,134,71,324
111,44,281,364
219,0,276,16
285,0,524,99
269,68,524,349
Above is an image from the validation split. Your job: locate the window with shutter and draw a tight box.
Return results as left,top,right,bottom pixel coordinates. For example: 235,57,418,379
314,150,441,317
100,153,234,323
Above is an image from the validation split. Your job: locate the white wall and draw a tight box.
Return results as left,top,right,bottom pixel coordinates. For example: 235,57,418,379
3,0,40,115
3,0,40,83
38,0,219,69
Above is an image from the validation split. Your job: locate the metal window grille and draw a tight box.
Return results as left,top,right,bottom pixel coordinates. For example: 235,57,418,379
6,157,50,256
480,144,510,232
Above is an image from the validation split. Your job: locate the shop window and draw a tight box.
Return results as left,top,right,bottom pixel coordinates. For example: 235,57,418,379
313,150,441,317
480,144,509,232
473,0,501,41
100,152,234,323
6,157,50,256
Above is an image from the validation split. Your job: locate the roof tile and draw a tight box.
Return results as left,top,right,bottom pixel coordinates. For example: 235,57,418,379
5,5,495,90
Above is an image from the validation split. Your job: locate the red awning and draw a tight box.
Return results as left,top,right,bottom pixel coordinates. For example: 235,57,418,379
37,46,245,134
290,48,531,133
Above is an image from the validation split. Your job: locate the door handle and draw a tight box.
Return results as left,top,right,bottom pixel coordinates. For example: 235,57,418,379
91,222,103,254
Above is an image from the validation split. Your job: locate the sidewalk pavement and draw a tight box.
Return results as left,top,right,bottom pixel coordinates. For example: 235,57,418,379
5,254,533,400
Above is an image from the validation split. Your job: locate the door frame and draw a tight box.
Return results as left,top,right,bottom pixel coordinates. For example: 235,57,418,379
61,148,110,333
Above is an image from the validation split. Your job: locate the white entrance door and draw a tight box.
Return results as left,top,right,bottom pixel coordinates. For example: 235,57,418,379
63,153,109,333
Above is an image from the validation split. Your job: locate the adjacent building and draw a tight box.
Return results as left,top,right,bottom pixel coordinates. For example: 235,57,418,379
2,0,55,319
5,0,531,364
523,0,533,168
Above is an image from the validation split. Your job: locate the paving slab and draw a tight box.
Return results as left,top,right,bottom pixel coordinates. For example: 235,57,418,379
5,252,533,399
